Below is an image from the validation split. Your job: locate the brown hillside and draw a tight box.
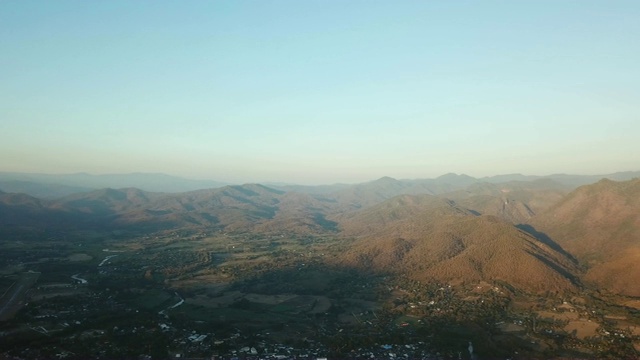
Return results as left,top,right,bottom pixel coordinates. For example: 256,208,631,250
254,191,338,234
113,184,337,233
533,178,640,296
336,194,472,237
338,195,580,293
326,174,479,211
456,195,534,224
442,180,569,224
53,188,159,215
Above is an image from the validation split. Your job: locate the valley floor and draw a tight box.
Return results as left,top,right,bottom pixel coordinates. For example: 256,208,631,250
1,229,639,359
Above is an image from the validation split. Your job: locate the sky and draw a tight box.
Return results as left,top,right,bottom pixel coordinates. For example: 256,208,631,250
1,1,639,185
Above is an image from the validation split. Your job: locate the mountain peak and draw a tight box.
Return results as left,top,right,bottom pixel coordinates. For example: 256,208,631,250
437,172,475,180
435,173,478,187
371,176,400,184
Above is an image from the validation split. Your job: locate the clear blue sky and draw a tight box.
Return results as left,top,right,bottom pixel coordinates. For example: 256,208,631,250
1,1,639,184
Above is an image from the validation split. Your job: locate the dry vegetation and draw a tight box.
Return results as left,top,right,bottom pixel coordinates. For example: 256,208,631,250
534,178,640,296
3,176,640,358
338,195,580,293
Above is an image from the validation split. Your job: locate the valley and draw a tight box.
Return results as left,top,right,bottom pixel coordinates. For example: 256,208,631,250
1,173,640,359
4,0,639,357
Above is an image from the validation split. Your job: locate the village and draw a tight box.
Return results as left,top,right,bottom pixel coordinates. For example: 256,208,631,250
1,230,639,359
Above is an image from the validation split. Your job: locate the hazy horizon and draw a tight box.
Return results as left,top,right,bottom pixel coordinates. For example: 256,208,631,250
2,168,640,188
2,1,639,185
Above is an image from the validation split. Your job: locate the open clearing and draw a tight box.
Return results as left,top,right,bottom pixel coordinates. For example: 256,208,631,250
0,272,40,321
537,310,600,339
67,253,92,262
564,319,599,340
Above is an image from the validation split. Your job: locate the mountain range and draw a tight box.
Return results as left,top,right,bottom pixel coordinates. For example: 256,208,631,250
1,170,639,199
1,170,639,296
0,172,229,197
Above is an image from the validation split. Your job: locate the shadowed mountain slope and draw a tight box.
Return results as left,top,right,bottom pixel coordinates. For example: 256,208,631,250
53,188,158,215
533,178,640,296
44,184,337,233
0,191,98,230
0,191,47,226
337,194,580,293
120,184,285,231
0,180,93,199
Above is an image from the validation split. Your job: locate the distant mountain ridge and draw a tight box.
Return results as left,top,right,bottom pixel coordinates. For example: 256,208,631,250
0,172,229,197
1,170,638,233
480,171,640,187
0,184,339,234
0,180,93,199
1,170,638,199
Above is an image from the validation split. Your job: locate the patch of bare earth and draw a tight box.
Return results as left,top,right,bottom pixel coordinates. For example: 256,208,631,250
537,310,599,340
564,319,600,340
